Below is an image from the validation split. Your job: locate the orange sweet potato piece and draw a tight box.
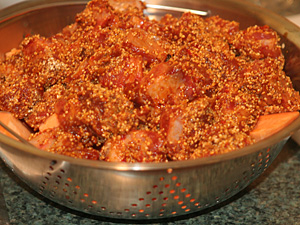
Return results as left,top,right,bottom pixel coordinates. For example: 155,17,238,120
0,111,31,140
250,111,299,142
39,113,60,132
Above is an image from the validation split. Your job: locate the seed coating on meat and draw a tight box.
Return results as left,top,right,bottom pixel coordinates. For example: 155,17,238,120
1,0,300,162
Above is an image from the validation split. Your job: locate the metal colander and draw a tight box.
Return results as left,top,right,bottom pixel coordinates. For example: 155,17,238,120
0,0,300,220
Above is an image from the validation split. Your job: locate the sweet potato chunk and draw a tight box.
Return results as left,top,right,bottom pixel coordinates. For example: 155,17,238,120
250,112,299,142
39,113,60,132
0,112,31,140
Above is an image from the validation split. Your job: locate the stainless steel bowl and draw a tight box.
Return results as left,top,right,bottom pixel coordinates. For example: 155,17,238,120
0,0,300,220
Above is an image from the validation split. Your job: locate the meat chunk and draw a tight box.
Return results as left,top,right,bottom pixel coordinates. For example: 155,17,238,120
108,0,145,12
25,84,66,131
123,28,168,65
231,25,282,59
100,130,166,162
54,82,138,146
29,128,100,160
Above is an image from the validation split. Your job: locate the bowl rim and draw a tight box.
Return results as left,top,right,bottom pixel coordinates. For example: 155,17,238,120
0,0,300,171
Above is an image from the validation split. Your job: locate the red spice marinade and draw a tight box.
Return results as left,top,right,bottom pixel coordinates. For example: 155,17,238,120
0,0,300,162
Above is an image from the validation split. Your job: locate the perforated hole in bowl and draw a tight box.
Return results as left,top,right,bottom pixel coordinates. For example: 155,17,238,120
130,167,200,217
38,163,213,218
214,147,277,208
37,146,279,219
38,162,104,213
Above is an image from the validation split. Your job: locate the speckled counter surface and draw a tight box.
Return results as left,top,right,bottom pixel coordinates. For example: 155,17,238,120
0,139,299,225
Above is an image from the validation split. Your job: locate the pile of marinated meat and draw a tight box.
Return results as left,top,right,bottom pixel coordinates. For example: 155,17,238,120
1,0,300,162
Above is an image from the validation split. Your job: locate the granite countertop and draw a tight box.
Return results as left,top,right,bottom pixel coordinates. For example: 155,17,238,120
0,138,299,225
